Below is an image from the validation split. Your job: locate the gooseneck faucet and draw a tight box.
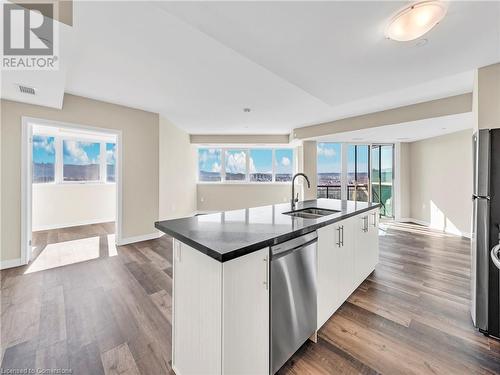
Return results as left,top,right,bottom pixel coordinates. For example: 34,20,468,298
291,173,311,211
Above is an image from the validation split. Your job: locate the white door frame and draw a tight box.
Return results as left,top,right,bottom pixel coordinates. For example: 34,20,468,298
21,116,123,264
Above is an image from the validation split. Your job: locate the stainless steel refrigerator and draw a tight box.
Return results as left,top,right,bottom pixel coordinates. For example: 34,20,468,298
471,129,500,339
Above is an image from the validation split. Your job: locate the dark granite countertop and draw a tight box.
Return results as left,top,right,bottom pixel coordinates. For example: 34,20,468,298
155,199,380,262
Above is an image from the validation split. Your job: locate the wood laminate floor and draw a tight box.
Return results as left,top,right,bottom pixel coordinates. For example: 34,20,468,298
1,221,499,374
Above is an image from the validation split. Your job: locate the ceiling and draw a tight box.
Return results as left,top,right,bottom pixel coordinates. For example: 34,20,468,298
1,1,499,136
315,112,473,144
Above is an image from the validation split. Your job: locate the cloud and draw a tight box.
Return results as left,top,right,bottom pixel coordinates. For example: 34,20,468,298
211,162,221,173
248,157,256,174
106,144,116,164
225,151,246,174
106,150,115,164
33,136,54,154
281,156,291,167
317,144,336,157
64,141,91,165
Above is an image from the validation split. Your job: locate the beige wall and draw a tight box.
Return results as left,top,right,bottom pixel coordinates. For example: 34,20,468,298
32,183,116,231
302,141,317,200
475,62,500,130
408,130,472,236
197,184,295,212
1,94,159,262
398,142,411,220
159,116,197,220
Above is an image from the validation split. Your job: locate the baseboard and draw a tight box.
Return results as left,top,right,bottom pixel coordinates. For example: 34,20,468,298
33,217,116,232
396,217,471,239
0,258,24,270
117,231,163,246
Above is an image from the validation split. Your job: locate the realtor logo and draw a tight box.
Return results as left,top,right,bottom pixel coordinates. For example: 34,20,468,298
2,3,58,70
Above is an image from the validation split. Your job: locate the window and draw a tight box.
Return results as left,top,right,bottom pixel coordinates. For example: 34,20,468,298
249,149,272,182
225,150,246,181
275,149,293,182
198,148,222,182
63,140,101,181
197,148,294,183
32,135,55,183
106,143,116,182
347,144,369,202
317,143,341,199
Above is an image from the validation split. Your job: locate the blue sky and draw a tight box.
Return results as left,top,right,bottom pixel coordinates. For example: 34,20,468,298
275,149,293,174
317,143,340,173
106,143,116,165
250,149,272,174
318,143,392,174
199,148,221,173
63,141,100,165
199,148,293,174
33,135,55,164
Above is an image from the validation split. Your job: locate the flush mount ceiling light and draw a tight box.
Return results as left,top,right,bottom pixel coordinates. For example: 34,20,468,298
385,1,447,42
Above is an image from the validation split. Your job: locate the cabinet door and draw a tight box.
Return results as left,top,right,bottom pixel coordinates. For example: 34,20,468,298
317,224,339,329
338,216,356,299
222,247,269,375
173,240,222,375
354,210,379,287
354,213,370,286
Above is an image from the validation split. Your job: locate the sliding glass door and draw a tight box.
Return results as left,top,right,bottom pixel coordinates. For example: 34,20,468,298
317,143,342,199
347,144,370,202
371,144,394,217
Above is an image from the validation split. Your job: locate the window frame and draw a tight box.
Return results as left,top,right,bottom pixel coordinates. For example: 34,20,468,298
32,133,116,185
197,147,295,184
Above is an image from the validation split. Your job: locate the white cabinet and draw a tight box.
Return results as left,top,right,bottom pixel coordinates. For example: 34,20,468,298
317,215,355,329
173,240,222,375
354,209,379,285
317,223,339,328
173,240,269,375
222,248,269,375
316,208,379,331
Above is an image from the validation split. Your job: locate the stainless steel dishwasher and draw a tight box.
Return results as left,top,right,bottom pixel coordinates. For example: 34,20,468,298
270,231,317,374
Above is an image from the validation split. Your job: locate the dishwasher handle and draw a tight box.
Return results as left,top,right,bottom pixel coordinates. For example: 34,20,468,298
271,231,317,257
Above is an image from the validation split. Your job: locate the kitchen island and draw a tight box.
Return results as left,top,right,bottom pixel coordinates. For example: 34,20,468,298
155,198,380,375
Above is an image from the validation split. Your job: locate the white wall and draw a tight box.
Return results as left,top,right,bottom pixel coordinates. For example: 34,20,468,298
32,183,116,231
159,116,197,219
407,130,472,237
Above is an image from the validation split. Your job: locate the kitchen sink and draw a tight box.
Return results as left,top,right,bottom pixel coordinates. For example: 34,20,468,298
283,207,340,219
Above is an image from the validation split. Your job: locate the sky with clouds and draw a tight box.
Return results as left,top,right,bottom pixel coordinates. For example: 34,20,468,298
33,135,55,164
34,136,116,166
318,143,392,174
63,141,100,165
198,148,293,175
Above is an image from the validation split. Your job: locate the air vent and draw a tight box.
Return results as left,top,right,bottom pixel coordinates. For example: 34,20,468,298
19,85,35,95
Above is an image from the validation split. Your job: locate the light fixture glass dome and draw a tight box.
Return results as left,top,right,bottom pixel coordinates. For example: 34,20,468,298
385,1,448,42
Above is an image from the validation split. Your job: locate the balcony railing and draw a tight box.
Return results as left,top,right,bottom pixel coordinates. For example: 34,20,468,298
317,184,390,217
317,184,369,201
317,185,341,199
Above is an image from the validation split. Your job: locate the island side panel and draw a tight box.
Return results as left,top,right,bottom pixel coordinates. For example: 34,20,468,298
173,239,222,375
222,247,270,375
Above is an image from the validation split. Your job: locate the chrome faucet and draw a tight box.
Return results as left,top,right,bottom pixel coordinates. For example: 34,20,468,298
291,173,311,211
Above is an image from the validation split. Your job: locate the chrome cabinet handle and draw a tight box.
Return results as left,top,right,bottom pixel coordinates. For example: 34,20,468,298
362,216,368,232
491,244,500,270
336,226,342,247
341,225,344,247
372,212,377,227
